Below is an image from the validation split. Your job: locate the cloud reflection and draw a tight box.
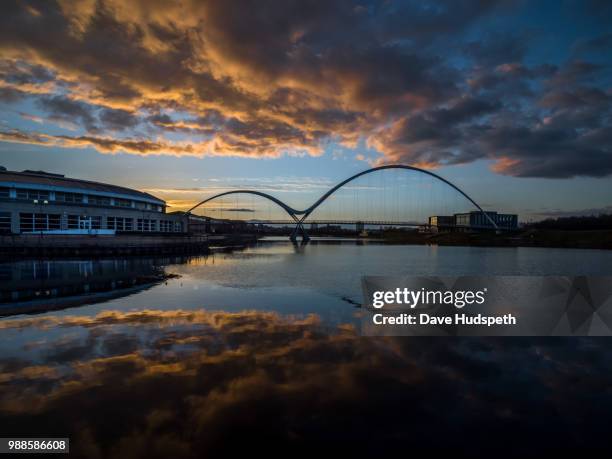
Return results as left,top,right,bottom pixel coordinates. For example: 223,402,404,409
0,309,610,456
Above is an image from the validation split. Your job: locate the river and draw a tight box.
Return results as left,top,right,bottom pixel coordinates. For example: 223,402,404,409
1,238,611,456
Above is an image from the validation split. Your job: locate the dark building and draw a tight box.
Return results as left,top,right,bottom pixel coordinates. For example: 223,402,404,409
186,214,250,234
454,211,518,231
429,211,518,232
428,215,455,232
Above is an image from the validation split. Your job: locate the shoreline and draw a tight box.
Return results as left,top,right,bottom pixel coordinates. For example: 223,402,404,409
378,229,612,250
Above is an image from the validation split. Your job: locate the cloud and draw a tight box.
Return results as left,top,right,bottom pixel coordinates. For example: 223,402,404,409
0,129,204,157
484,125,612,178
0,1,610,176
99,107,140,131
0,128,315,158
37,95,98,131
368,97,501,166
19,112,43,123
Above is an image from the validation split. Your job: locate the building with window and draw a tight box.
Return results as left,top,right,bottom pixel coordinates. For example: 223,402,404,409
453,211,518,231
0,168,187,235
428,215,455,232
428,211,518,232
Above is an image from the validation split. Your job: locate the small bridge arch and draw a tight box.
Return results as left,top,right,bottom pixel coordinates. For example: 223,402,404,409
186,190,300,222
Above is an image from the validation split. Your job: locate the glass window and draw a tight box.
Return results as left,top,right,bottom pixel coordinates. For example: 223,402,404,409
114,198,132,208
48,214,60,230
55,192,83,203
0,212,11,232
157,220,181,232
67,215,79,229
137,218,156,231
19,213,60,232
16,189,50,201
91,216,101,229
107,216,133,231
0,187,9,198
88,195,111,206
68,215,100,230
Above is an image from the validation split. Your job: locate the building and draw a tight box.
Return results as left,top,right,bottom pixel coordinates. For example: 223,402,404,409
454,211,517,231
429,211,518,232
0,168,187,235
428,215,455,232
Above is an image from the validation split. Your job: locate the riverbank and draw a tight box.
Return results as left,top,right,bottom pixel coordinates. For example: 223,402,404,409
381,229,612,250
0,233,259,259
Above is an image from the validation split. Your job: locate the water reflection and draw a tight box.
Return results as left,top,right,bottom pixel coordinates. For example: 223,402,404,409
4,240,612,321
2,241,612,456
0,309,610,456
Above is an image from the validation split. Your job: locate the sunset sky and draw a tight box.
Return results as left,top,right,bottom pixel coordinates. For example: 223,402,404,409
0,0,611,219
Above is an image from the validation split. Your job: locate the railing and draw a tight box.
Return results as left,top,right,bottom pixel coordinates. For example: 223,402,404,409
245,220,422,226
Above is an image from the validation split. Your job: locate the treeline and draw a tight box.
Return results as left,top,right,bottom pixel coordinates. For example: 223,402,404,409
526,214,612,230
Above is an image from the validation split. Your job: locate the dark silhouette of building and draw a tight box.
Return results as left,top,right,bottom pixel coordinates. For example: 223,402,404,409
429,211,517,232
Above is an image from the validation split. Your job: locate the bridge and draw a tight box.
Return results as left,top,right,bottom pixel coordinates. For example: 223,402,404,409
246,220,421,226
186,164,498,242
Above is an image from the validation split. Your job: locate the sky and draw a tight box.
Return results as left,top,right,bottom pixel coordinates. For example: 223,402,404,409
0,0,611,220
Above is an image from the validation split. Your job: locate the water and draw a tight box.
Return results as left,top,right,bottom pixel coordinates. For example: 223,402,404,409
1,239,612,456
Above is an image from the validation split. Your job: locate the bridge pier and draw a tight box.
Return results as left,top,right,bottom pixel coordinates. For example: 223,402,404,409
290,221,310,243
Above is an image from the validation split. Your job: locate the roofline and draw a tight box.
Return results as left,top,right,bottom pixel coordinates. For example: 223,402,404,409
0,170,165,205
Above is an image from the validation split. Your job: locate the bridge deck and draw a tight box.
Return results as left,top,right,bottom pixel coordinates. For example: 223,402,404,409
245,220,423,226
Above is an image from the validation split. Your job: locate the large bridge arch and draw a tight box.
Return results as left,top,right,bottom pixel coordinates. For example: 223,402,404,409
298,165,498,229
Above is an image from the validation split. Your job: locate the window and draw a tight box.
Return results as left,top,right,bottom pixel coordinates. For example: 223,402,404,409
159,220,182,232
19,213,60,232
134,201,147,210
159,220,171,232
107,216,133,231
455,214,469,226
91,216,101,229
0,212,11,232
137,219,156,231
16,189,50,201
0,187,9,198
88,195,111,206
68,215,101,230
54,192,83,203
67,215,79,229
114,198,132,208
